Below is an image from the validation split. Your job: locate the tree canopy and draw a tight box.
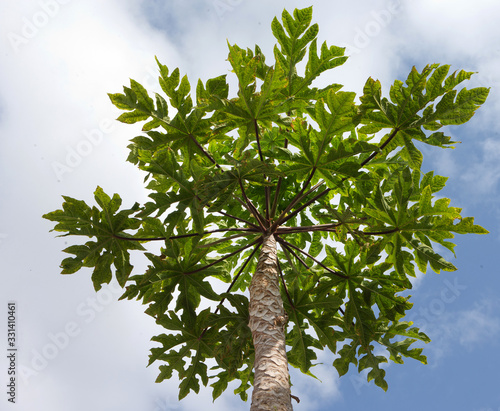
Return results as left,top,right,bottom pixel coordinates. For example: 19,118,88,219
44,6,489,406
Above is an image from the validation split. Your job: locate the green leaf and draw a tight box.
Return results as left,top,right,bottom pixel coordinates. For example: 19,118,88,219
439,216,489,235
432,87,490,126
406,235,457,273
359,351,388,391
130,79,154,112
287,325,319,375
117,110,150,124
44,187,144,290
333,341,357,377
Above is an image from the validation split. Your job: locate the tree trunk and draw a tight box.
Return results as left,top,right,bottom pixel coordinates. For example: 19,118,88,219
249,234,292,411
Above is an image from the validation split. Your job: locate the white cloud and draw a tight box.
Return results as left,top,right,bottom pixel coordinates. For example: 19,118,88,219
403,0,500,57
456,299,500,348
422,297,500,366
462,138,500,195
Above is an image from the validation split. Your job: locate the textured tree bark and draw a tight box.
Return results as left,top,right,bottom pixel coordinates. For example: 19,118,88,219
249,234,293,411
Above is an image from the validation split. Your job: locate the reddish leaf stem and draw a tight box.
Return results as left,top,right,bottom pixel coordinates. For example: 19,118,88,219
185,237,262,275
278,237,348,279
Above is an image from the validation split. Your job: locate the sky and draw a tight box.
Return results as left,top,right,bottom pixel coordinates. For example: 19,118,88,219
1,0,500,410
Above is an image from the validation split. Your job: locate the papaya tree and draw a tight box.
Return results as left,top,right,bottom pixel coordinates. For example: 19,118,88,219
43,7,489,411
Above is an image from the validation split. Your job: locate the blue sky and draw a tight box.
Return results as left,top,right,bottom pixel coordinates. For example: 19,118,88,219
1,1,500,410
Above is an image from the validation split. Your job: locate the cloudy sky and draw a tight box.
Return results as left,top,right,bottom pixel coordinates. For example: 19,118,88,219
1,0,500,410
